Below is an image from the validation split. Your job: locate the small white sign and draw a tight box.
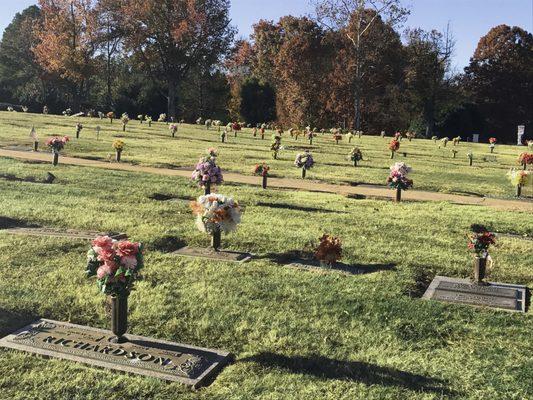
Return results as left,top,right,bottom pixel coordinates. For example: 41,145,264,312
472,134,479,143
517,125,525,146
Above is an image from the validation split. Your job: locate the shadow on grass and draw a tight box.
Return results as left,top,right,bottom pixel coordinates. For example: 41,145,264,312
148,193,194,202
255,202,345,214
241,352,456,396
0,216,39,229
0,309,39,338
147,235,187,253
0,173,56,184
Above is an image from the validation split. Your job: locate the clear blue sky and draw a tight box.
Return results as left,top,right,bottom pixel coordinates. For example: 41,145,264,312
1,0,531,70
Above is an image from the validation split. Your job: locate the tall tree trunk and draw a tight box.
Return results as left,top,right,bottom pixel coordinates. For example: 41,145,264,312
167,80,177,120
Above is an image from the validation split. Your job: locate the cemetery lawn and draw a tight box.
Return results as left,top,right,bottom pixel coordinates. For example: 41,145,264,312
0,156,532,400
0,112,532,200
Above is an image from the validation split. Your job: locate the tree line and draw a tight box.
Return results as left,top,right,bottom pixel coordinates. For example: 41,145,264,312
0,0,531,142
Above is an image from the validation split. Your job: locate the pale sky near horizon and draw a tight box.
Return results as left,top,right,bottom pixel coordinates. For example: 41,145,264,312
0,0,531,71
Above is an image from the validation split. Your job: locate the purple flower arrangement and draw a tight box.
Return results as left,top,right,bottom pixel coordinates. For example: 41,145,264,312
294,151,315,169
192,148,223,188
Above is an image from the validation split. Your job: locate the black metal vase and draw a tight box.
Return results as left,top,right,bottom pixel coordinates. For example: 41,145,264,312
204,180,211,195
52,152,59,166
395,187,402,202
516,185,522,198
262,174,267,189
116,150,122,162
33,141,38,151
211,228,221,251
473,257,487,284
109,295,128,343
301,167,306,179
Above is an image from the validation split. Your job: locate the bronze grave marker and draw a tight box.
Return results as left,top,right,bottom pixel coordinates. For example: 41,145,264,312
172,247,252,263
1,227,127,241
0,319,231,388
423,276,527,312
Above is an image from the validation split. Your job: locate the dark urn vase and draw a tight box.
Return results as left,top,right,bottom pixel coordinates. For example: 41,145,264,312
122,124,126,132
204,180,211,195
33,141,38,151
262,174,267,189
211,228,221,251
109,295,128,343
390,152,395,159
53,152,59,166
473,257,487,284
516,185,522,198
302,167,307,179
353,159,357,167
116,150,122,162
395,187,402,202
469,158,473,166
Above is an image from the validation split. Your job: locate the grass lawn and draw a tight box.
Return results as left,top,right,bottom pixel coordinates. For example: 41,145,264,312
0,111,531,199
0,154,531,399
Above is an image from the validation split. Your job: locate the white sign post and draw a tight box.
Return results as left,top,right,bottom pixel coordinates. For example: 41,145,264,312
517,125,525,145
472,134,479,143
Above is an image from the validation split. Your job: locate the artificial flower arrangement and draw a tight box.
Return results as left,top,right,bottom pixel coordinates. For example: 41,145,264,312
507,169,531,197
86,235,144,343
440,137,449,147
527,140,533,151
146,116,152,126
253,162,270,177
431,136,438,143
386,162,413,201
488,137,497,153
169,123,178,137
453,136,461,146
333,131,343,143
191,148,223,192
75,123,83,138
137,114,144,123
271,134,282,159
394,132,402,141
46,136,69,153
467,151,474,166
190,194,242,250
314,234,342,268
107,111,115,122
158,113,167,122
489,137,497,144
232,122,242,132
467,225,496,283
121,113,129,131
112,140,125,151
388,139,400,158
220,129,228,142
406,132,416,142
346,132,354,143
451,149,458,158
349,147,363,166
63,108,72,116
518,152,533,169
86,236,144,297
307,130,317,144
294,150,314,179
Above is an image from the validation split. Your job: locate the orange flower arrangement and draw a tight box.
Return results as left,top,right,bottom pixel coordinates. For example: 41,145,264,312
315,234,342,267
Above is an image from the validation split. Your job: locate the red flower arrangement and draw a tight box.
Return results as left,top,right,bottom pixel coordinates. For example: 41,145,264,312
315,234,342,267
489,137,497,144
389,139,400,152
467,226,496,258
253,163,270,177
46,136,69,153
518,152,533,166
232,122,242,131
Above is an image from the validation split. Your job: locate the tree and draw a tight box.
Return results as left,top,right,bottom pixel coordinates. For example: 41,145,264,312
226,40,255,120
464,25,533,142
404,26,455,137
0,6,48,109
34,0,99,111
313,0,408,130
239,78,276,125
120,0,235,120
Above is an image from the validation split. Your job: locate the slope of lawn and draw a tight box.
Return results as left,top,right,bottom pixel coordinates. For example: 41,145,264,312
0,111,531,199
0,156,531,400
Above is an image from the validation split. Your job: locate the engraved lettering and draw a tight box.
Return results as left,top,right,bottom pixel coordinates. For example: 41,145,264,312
112,348,127,356
154,357,172,366
99,346,113,354
43,336,56,343
138,354,154,362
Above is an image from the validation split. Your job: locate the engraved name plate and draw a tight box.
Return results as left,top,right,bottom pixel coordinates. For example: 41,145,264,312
0,319,231,388
2,228,127,240
423,276,527,312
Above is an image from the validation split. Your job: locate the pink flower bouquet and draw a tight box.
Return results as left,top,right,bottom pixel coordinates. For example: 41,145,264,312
386,162,413,190
46,136,69,153
86,236,144,296
191,148,223,188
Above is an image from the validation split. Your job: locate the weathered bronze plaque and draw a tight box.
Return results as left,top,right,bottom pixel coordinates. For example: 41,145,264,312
0,319,231,388
1,227,127,241
423,276,527,312
172,247,252,263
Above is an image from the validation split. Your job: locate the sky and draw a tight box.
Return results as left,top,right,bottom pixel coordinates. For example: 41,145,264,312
0,0,531,70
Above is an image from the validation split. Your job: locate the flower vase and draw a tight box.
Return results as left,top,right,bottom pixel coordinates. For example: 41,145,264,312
262,174,267,189
261,133,264,140
473,257,487,284
211,228,221,251
221,135,225,143
309,137,313,145
52,152,59,166
204,180,211,195
522,163,527,171
335,139,339,144
490,147,494,153
395,187,401,202
110,118,113,124
469,158,473,166
115,150,122,162
149,121,152,127
234,131,237,138
109,295,128,343
390,152,395,159
76,131,80,139
122,124,126,132
348,137,352,143
33,141,38,152
516,185,522,197
353,159,357,167
301,167,306,179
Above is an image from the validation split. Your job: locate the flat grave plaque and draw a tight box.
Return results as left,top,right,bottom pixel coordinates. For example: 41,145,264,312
1,227,127,241
172,247,252,263
423,276,527,312
0,319,231,388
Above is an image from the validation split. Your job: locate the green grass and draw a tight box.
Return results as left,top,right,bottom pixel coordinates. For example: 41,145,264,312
0,111,531,198
0,156,531,400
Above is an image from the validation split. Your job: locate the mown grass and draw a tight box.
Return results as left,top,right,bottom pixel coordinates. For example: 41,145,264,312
0,111,531,198
0,156,531,400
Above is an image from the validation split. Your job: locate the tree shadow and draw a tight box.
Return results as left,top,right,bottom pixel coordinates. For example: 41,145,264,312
148,193,194,202
240,352,456,396
147,235,187,253
0,216,40,229
0,308,39,338
0,173,56,184
255,202,345,214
